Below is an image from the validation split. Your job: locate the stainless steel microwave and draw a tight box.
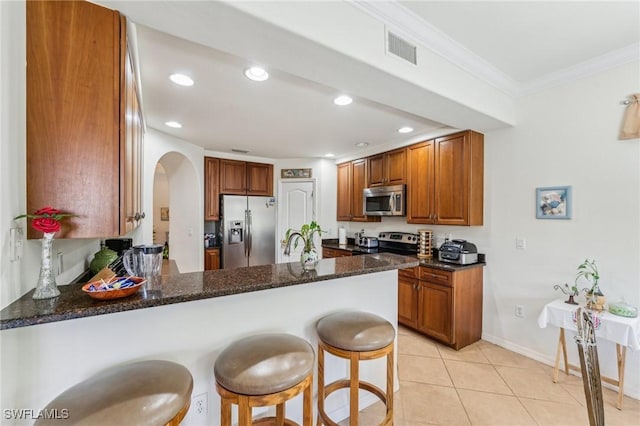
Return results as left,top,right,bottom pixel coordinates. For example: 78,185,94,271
363,184,406,216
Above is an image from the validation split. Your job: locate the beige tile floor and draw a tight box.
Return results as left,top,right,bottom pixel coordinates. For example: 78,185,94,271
338,326,639,425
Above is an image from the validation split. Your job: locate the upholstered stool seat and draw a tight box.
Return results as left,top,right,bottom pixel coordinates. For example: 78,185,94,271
316,311,395,426
35,360,193,426
214,333,314,426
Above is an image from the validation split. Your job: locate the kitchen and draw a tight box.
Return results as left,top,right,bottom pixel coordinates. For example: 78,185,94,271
1,1,639,425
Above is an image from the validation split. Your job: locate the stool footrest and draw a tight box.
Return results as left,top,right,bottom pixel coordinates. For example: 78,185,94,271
253,416,300,426
324,379,387,404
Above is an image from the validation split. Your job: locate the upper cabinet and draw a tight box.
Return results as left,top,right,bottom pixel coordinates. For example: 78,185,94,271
219,159,273,196
204,157,220,220
367,148,406,187
26,1,143,238
336,160,381,222
407,130,484,226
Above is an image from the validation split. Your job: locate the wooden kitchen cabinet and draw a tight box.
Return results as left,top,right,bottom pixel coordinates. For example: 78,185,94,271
26,1,143,238
335,160,380,222
322,247,353,258
204,248,220,270
367,148,406,187
399,265,483,350
219,159,273,196
204,157,220,220
398,268,419,328
407,130,484,226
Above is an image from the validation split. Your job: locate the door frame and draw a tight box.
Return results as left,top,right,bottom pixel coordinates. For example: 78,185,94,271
277,178,318,263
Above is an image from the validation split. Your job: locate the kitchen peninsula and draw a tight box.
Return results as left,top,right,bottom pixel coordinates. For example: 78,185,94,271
1,253,416,425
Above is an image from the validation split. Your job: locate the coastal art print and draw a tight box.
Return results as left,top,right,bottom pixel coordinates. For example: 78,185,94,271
281,168,312,179
536,186,572,219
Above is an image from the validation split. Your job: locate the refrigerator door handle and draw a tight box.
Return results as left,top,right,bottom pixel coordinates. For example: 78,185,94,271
244,209,249,257
247,209,253,257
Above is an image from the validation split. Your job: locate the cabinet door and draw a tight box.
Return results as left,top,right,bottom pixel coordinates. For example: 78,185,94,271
336,162,353,221
407,140,435,224
204,157,220,220
398,275,418,328
220,159,247,195
246,162,273,196
204,248,220,270
435,131,484,226
386,148,406,185
27,1,121,238
418,282,453,344
367,154,386,187
352,160,380,222
122,40,143,234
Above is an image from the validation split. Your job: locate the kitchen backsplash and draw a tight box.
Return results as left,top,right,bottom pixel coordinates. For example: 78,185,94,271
338,217,490,251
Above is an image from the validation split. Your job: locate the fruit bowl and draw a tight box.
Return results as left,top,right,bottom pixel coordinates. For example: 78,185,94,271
82,276,145,300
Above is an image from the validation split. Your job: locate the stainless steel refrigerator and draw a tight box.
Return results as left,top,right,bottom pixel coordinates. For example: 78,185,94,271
220,195,276,269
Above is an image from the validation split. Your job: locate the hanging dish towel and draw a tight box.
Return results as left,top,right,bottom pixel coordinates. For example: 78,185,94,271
619,93,640,140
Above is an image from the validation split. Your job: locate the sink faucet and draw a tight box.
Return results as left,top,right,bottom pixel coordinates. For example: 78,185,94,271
283,232,302,256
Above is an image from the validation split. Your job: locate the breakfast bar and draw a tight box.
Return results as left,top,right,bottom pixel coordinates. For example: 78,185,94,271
1,253,416,425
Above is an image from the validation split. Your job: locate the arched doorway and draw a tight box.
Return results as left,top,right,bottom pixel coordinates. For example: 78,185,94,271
153,152,201,272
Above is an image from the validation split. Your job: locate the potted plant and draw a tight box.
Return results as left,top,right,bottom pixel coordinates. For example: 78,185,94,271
575,258,605,311
283,221,324,270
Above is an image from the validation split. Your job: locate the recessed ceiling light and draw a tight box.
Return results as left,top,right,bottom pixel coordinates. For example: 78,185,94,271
355,142,369,148
324,153,335,158
333,95,353,106
165,121,182,129
169,73,194,86
244,66,269,82
398,126,414,133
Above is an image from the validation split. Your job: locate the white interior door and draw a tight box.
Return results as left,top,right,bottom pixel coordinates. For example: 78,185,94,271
278,180,315,263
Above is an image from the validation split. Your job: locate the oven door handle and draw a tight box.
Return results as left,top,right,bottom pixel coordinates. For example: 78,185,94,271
389,192,395,213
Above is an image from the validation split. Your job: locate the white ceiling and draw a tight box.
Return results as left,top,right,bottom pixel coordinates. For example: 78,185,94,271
132,0,640,160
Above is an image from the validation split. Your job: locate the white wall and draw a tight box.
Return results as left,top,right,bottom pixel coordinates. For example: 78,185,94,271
342,61,640,398
143,129,204,273
152,164,170,245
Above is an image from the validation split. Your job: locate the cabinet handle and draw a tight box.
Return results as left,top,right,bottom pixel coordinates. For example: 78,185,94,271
140,212,146,219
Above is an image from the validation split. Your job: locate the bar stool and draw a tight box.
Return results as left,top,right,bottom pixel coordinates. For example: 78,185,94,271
214,333,314,426
316,311,395,426
35,360,193,426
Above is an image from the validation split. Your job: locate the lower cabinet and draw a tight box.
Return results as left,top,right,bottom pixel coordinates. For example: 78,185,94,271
322,247,353,258
398,264,483,350
204,248,220,270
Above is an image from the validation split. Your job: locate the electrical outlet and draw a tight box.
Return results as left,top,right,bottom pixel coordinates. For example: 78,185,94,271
192,392,208,416
516,237,526,250
515,304,525,318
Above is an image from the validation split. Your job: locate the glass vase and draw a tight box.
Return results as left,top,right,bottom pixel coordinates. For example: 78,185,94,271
33,232,60,299
300,242,319,271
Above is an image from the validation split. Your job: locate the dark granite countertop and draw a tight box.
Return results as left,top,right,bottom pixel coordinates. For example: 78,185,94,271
0,253,417,330
322,240,485,272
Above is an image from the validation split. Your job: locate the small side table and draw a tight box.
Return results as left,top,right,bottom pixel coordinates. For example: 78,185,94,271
538,299,640,410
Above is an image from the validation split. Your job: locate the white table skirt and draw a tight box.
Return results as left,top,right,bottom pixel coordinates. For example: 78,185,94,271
537,299,640,351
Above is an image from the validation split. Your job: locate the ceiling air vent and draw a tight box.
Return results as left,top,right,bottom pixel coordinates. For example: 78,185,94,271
231,149,250,154
386,31,417,65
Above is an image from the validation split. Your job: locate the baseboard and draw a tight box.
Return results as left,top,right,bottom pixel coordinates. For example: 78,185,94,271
481,332,640,400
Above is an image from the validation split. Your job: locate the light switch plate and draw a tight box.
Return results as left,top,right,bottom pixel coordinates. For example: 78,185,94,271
516,237,526,250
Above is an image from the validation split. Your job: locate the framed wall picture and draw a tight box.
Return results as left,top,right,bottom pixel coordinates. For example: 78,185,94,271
160,207,170,221
536,186,572,219
281,168,312,179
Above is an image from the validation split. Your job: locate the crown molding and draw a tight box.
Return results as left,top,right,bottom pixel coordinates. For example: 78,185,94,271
518,42,640,97
349,0,520,97
349,0,639,99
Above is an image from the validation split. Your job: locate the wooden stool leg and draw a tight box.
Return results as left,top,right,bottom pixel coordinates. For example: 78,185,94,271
276,403,285,426
238,395,252,426
220,397,232,426
553,328,567,382
386,346,394,422
303,375,313,426
350,351,359,425
317,346,325,426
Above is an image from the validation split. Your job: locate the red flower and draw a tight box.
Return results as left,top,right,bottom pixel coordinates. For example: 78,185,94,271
14,206,76,236
32,217,61,233
34,206,61,216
